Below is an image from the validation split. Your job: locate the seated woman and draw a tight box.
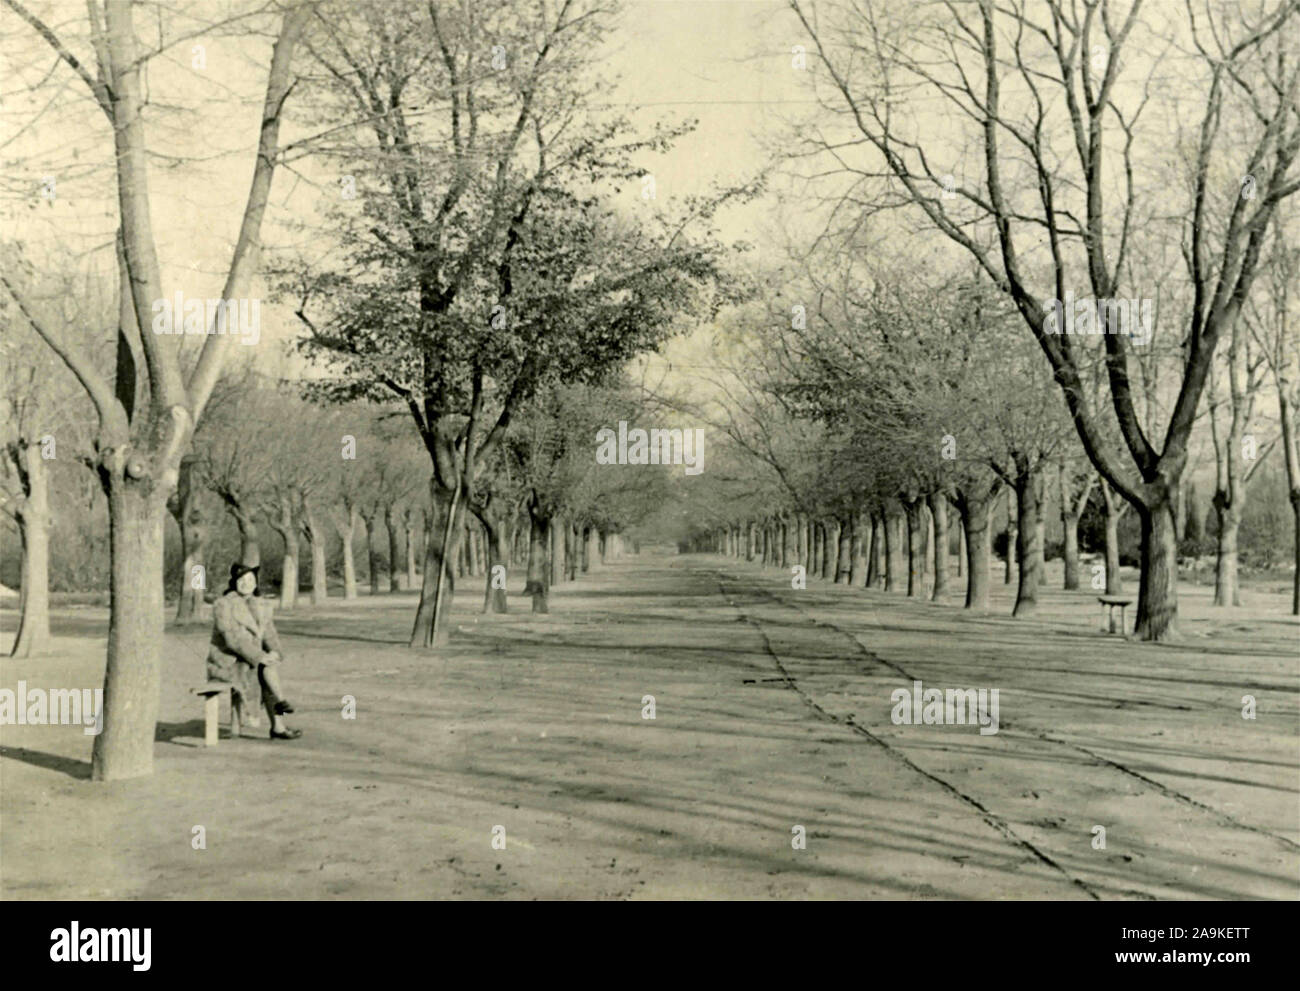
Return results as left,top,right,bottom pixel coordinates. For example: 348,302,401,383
207,563,302,740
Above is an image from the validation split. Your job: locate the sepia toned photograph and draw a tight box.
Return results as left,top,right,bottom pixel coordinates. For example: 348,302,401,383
0,0,1297,933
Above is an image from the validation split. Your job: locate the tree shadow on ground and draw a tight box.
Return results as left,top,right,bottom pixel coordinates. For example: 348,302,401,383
156,719,209,746
0,746,91,780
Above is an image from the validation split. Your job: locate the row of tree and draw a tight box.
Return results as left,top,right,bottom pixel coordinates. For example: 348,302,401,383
763,0,1300,637
673,241,1298,621
1,0,737,779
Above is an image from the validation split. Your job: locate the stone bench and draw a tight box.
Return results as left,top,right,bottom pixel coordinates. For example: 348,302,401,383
1097,596,1133,635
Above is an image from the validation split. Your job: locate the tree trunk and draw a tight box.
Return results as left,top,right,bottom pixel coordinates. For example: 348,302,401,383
410,481,466,648
928,492,950,600
229,502,260,567
1134,485,1180,640
1100,478,1124,595
337,503,359,599
580,525,591,572
385,504,402,593
168,454,209,625
278,538,298,611
550,514,562,585
10,440,51,657
1012,466,1042,617
1212,493,1242,606
1281,390,1300,615
362,512,381,596
866,513,882,588
884,509,905,592
1062,513,1080,591
478,509,509,614
91,483,166,781
1003,487,1016,584
524,499,550,613
302,499,330,605
923,506,932,579
1292,494,1300,616
904,497,925,597
566,522,579,581
956,523,965,578
467,521,482,576
958,492,993,611
268,493,299,612
404,509,419,591
841,516,857,584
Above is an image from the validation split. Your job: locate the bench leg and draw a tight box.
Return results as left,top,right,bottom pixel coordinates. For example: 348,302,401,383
204,693,220,746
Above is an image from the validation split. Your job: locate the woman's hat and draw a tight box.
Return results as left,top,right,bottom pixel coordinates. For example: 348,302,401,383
229,563,260,583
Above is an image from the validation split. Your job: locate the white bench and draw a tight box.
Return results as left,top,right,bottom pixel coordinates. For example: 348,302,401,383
192,682,257,745
1098,596,1133,635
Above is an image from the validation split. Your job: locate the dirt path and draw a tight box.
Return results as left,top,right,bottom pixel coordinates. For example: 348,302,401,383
2,553,1297,899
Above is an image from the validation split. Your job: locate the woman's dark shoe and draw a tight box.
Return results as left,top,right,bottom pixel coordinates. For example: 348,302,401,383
270,728,303,740
274,700,295,715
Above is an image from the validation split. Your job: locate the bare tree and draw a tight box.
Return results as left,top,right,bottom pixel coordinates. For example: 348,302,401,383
0,0,309,778
789,0,1300,639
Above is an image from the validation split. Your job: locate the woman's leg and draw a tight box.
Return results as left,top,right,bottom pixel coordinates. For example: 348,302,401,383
258,663,288,732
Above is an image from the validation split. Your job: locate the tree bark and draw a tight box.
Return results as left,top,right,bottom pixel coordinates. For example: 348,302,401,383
361,510,381,596
1012,464,1042,617
302,497,330,604
404,507,420,591
268,491,299,611
956,488,994,611
384,503,402,592
956,522,965,578
1292,494,1300,616
884,509,905,592
927,492,950,600
903,497,925,597
167,454,210,624
224,498,260,567
550,513,562,585
1100,477,1124,595
467,520,482,576
524,497,550,613
1280,388,1300,615
1059,465,1092,592
841,515,857,584
1135,483,1181,640
865,513,882,588
1212,492,1243,606
477,507,509,613
566,522,579,581
336,501,359,599
1003,486,1016,585
91,482,166,782
410,480,466,648
9,439,51,656
1062,513,1081,591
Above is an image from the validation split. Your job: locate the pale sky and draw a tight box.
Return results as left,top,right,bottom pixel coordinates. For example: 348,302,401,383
1,0,808,381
